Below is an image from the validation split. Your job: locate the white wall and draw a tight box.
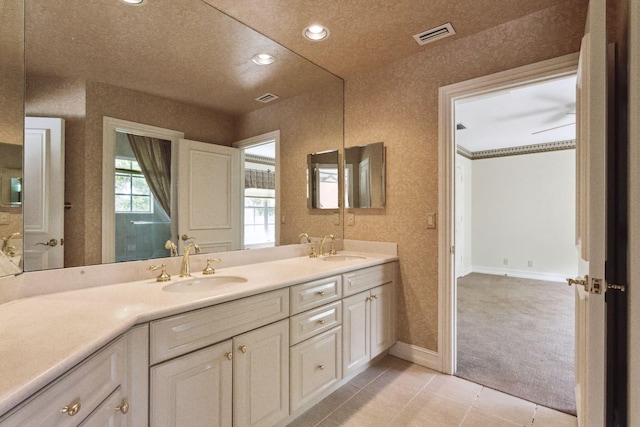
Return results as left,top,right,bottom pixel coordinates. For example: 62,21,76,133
470,149,578,281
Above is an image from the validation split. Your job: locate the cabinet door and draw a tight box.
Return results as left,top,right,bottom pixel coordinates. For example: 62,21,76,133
370,283,395,357
124,324,149,427
79,387,125,427
342,291,371,376
150,340,232,427
233,319,289,427
290,326,342,412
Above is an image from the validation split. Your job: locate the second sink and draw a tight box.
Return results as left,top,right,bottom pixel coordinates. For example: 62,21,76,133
162,275,247,293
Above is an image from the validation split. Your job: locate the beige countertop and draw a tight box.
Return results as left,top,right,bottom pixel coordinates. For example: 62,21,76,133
0,251,397,416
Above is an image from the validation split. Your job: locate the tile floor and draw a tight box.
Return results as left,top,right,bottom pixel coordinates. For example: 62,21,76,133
288,355,577,427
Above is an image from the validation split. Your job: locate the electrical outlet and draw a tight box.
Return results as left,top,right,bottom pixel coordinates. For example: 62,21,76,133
0,213,8,224
281,215,286,224
333,213,340,225
347,213,355,226
503,258,508,265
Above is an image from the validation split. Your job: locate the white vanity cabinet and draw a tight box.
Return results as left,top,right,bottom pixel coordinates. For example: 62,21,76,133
0,325,148,427
342,264,396,377
148,288,289,427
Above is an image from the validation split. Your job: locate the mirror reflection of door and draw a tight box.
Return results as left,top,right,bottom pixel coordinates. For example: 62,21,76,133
24,117,65,271
358,157,371,208
316,165,339,209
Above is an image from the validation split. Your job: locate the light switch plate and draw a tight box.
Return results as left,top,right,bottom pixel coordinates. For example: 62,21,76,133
426,213,436,229
333,213,340,225
347,213,355,226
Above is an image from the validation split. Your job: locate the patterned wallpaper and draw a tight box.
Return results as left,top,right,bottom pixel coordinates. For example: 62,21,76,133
344,0,587,351
0,0,24,146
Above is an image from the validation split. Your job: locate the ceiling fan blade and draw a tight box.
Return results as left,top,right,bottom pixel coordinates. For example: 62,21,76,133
532,122,576,135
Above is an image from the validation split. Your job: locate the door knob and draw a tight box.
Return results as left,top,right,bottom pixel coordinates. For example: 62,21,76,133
35,238,58,247
181,234,197,241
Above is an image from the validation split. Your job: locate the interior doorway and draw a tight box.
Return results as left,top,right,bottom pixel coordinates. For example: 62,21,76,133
233,131,280,249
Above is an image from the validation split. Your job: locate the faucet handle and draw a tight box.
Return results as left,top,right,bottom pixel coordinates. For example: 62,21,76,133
148,264,171,282
164,240,178,257
308,244,318,258
203,258,221,275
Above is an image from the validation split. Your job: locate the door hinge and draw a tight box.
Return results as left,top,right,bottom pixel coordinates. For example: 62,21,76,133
591,277,602,294
606,283,626,292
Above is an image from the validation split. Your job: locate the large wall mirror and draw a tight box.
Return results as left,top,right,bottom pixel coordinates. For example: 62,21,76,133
2,0,344,277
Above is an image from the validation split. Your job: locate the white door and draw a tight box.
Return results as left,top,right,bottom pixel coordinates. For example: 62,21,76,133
23,117,65,271
358,157,371,208
177,139,241,253
573,0,607,425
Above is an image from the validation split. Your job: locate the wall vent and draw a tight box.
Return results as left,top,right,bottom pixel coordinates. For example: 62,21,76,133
255,93,279,103
413,22,456,46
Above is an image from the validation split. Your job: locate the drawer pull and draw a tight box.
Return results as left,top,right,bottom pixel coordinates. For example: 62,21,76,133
240,345,247,353
61,401,81,416
317,291,326,296
318,319,326,325
318,365,326,370
225,352,233,360
115,400,129,414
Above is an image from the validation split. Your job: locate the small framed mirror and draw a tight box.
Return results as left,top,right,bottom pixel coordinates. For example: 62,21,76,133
344,142,385,209
307,150,339,209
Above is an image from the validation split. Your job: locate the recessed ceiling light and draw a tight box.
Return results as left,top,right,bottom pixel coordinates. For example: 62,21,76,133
252,53,275,65
303,25,329,41
120,0,147,5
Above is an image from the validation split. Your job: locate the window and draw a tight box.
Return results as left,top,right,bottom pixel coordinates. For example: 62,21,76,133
115,158,152,213
244,195,275,246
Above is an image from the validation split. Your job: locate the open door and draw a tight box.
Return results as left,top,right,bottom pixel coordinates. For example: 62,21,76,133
177,139,241,253
23,117,65,271
571,0,607,425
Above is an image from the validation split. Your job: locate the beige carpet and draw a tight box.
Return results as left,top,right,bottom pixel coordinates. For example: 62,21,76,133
456,273,576,415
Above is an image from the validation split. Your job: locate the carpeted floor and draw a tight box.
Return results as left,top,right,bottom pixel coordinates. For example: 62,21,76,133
456,273,576,415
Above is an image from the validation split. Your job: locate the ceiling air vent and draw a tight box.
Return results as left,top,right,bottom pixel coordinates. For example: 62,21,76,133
413,22,456,46
255,93,279,103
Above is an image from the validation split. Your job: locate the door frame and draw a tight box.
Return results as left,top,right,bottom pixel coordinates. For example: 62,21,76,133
101,117,184,263
437,53,579,374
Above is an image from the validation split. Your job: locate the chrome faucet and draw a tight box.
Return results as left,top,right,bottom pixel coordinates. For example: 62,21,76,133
180,242,201,277
320,234,335,256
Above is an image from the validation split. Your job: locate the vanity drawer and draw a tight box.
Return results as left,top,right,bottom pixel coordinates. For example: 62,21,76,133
290,301,342,345
290,326,342,412
0,338,125,427
343,263,395,297
290,275,342,315
150,288,289,364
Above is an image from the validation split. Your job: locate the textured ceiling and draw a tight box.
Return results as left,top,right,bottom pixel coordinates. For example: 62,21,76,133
206,0,561,78
26,0,574,116
25,0,339,115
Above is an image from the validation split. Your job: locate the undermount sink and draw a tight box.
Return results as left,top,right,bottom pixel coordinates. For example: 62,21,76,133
162,275,247,293
321,255,367,262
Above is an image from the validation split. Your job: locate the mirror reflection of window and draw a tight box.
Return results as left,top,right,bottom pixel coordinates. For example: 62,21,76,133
114,131,171,262
242,142,276,248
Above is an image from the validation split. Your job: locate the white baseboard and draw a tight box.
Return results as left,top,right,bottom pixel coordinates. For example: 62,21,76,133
389,341,442,372
470,265,569,283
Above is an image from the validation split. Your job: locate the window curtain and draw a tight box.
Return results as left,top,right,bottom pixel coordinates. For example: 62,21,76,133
245,169,275,190
127,134,172,217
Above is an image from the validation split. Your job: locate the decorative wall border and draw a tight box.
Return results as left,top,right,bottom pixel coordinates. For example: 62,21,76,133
457,139,576,160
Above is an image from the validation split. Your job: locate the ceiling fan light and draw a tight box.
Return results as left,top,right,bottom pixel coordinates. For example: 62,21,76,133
303,25,329,41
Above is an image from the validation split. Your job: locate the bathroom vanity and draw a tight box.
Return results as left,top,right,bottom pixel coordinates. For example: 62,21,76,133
0,247,397,426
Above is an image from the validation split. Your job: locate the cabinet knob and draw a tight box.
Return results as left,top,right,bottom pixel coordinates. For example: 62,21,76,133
318,319,326,325
225,352,233,360
61,401,81,416
115,400,129,414
317,291,326,296
318,365,326,370
240,345,247,353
